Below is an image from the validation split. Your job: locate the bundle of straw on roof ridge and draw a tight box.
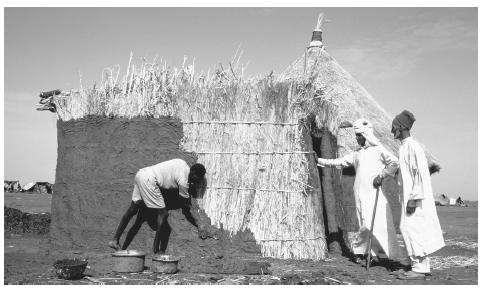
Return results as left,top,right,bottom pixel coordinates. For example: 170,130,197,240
52,57,191,120
52,53,254,121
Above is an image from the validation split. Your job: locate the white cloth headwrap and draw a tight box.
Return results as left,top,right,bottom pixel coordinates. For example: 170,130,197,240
353,118,380,147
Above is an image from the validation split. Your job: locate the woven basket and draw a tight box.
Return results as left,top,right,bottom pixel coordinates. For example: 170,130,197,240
53,259,88,280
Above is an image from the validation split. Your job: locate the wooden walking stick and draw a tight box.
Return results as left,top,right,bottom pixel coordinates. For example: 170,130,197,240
366,186,380,272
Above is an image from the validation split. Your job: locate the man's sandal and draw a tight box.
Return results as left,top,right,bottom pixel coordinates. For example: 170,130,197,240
389,268,408,276
350,255,363,264
397,271,429,280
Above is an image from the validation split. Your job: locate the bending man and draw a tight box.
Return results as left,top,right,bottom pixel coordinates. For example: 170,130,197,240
316,119,403,265
392,110,444,279
108,158,207,254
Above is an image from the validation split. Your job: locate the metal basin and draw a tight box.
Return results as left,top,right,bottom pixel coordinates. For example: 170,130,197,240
112,250,146,273
151,255,179,274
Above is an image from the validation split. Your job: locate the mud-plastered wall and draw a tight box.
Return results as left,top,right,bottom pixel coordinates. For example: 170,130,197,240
51,117,261,259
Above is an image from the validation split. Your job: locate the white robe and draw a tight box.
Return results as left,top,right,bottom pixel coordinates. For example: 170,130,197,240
398,137,445,257
318,144,403,258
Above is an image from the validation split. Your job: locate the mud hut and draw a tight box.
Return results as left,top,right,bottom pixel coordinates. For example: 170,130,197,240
34,182,53,194
4,181,22,192
40,55,327,260
38,14,438,261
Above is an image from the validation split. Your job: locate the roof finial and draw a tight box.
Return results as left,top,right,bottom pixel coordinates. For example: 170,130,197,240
309,13,326,48
315,13,324,31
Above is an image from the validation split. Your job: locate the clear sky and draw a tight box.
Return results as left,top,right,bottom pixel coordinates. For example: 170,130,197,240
4,7,478,200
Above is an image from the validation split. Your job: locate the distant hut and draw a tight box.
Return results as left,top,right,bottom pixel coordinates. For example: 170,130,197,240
456,197,467,207
34,182,53,194
448,197,457,205
37,14,439,260
435,194,450,206
21,182,53,194
22,182,37,192
4,181,21,192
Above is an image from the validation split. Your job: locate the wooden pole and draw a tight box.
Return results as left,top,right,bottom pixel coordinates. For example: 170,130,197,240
366,186,380,272
320,129,341,252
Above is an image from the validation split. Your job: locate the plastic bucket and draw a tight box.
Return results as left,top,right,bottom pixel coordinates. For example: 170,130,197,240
112,250,146,273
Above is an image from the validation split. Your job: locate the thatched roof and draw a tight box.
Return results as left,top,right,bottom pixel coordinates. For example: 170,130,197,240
281,46,440,173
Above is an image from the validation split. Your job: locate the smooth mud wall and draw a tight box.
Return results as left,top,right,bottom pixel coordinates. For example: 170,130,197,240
51,117,261,259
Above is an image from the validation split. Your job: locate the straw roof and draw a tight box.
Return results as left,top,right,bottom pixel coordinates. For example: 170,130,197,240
281,46,440,172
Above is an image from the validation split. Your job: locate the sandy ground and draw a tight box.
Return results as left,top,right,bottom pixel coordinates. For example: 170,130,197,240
4,196,478,285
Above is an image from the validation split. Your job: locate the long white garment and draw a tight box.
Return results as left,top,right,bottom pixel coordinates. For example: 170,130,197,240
318,145,403,259
398,137,445,257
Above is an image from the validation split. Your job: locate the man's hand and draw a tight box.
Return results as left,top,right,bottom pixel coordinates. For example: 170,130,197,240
373,175,383,188
316,158,326,167
406,200,418,215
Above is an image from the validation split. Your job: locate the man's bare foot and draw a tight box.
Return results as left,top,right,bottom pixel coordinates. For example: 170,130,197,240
350,254,363,264
108,240,121,250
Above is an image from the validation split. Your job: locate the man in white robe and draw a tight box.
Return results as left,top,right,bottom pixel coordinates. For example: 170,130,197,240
316,119,403,265
391,110,445,280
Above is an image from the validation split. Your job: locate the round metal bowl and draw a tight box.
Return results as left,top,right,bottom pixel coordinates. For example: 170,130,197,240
53,258,88,280
151,255,180,274
112,250,147,273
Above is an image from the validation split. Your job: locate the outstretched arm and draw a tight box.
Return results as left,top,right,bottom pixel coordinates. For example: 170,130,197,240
317,152,355,169
180,197,209,239
180,197,198,227
178,183,201,228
